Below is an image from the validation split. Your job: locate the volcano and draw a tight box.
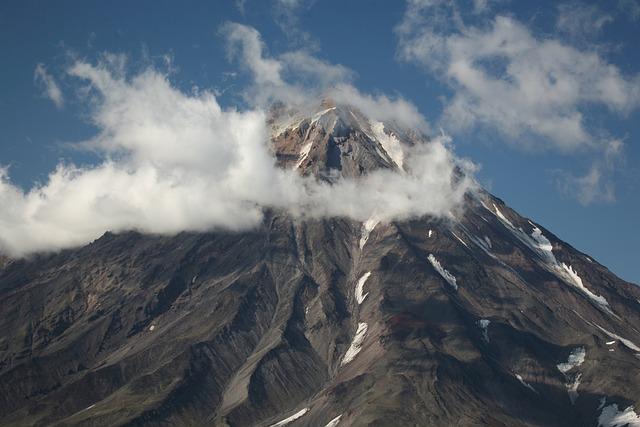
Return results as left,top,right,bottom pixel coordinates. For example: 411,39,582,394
1,103,639,427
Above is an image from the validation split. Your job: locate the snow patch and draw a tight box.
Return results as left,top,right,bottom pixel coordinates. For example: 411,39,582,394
489,209,610,310
355,272,371,305
295,141,313,169
595,324,640,352
493,204,514,228
515,374,538,393
600,397,608,410
324,414,342,427
557,347,586,373
531,227,553,254
348,111,377,141
310,107,336,125
522,227,557,265
289,118,304,133
149,325,155,331
598,403,640,427
477,319,490,343
369,121,404,169
491,205,554,264
566,373,582,404
454,221,497,260
451,231,469,248
557,347,586,404
561,263,609,308
76,403,96,415
521,225,609,310
428,229,433,238
466,232,495,258
269,408,310,427
341,322,368,365
428,254,458,290
359,217,379,249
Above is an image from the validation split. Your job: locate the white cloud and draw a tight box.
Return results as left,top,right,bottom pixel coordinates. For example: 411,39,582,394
222,22,309,107
396,1,640,203
556,164,615,205
555,138,624,205
328,84,430,133
396,3,640,150
222,23,284,88
34,63,64,108
272,0,317,47
222,22,431,133
279,50,354,86
0,35,474,256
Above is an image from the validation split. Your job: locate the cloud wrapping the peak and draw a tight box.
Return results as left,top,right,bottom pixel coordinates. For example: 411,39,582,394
0,42,474,256
329,84,431,133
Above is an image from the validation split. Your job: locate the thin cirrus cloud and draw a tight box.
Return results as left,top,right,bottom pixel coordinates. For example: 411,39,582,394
395,0,640,203
555,2,614,40
34,63,64,108
272,0,317,47
0,23,475,257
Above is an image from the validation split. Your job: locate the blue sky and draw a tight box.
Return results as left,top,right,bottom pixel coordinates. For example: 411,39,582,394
0,0,639,283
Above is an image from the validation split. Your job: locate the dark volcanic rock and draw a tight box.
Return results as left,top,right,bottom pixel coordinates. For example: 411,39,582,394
1,105,639,427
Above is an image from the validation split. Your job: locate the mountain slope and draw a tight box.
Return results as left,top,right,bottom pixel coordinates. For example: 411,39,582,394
1,104,639,427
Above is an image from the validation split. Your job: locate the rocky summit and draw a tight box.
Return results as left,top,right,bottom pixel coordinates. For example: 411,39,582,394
1,103,639,427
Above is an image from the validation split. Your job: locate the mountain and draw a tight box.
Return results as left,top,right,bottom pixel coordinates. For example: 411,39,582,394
1,102,640,427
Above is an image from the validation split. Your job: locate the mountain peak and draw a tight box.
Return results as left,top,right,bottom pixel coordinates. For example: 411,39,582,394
269,102,423,179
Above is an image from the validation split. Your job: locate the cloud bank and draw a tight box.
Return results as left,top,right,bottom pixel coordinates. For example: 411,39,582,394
0,25,474,256
395,0,640,203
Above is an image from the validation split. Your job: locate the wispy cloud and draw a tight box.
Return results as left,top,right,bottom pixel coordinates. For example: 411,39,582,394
556,2,614,40
555,139,624,205
235,0,247,15
618,0,640,21
222,22,430,132
556,164,615,205
272,0,317,48
34,63,64,108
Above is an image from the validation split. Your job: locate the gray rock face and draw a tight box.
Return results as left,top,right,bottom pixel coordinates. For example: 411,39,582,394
1,105,639,426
